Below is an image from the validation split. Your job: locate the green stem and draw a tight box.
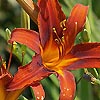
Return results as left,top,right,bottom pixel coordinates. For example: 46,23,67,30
85,17,92,42
16,0,39,24
21,8,30,29
93,68,99,78
84,68,88,73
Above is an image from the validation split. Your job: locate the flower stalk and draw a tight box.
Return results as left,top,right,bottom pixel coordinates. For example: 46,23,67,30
7,42,13,71
16,0,39,24
21,8,30,29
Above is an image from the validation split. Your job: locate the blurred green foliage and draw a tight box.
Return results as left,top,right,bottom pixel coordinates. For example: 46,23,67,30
0,0,100,100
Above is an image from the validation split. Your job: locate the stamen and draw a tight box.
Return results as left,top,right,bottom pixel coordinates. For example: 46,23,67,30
63,28,66,31
58,45,62,58
55,39,60,44
60,19,66,27
61,36,63,41
53,28,65,58
53,27,62,43
63,19,66,26
60,19,67,31
54,38,62,57
53,27,57,33
75,22,78,34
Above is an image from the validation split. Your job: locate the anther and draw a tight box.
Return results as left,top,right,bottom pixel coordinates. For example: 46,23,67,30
63,28,66,31
60,19,67,30
55,39,60,44
53,27,61,43
61,36,64,42
62,19,66,26
53,27,65,57
53,28,57,33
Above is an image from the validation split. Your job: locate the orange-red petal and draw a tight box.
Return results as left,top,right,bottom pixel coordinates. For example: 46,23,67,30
67,58,100,70
31,83,45,100
58,70,76,100
64,4,88,51
67,43,100,70
6,89,24,100
7,55,52,91
9,28,40,54
0,64,12,85
0,63,24,100
0,65,12,99
71,43,100,59
38,0,66,46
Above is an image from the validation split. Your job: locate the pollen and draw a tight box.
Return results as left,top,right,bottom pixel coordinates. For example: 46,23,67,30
60,19,66,27
52,27,61,43
52,27,65,58
61,36,64,42
60,19,67,31
55,39,60,44
53,27,57,33
63,28,66,31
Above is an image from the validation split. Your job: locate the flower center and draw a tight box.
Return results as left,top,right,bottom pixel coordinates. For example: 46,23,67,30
52,19,67,58
42,20,68,70
53,27,65,58
40,19,79,72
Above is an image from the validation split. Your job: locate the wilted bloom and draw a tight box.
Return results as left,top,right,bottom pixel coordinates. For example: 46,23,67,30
8,0,100,100
0,57,23,100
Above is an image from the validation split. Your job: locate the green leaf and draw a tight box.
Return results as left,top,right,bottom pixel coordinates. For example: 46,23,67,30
18,95,28,100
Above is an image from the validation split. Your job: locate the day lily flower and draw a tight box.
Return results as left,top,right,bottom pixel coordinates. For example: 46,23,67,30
8,0,100,100
0,57,23,100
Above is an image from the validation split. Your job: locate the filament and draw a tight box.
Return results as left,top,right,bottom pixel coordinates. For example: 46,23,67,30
7,42,13,71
